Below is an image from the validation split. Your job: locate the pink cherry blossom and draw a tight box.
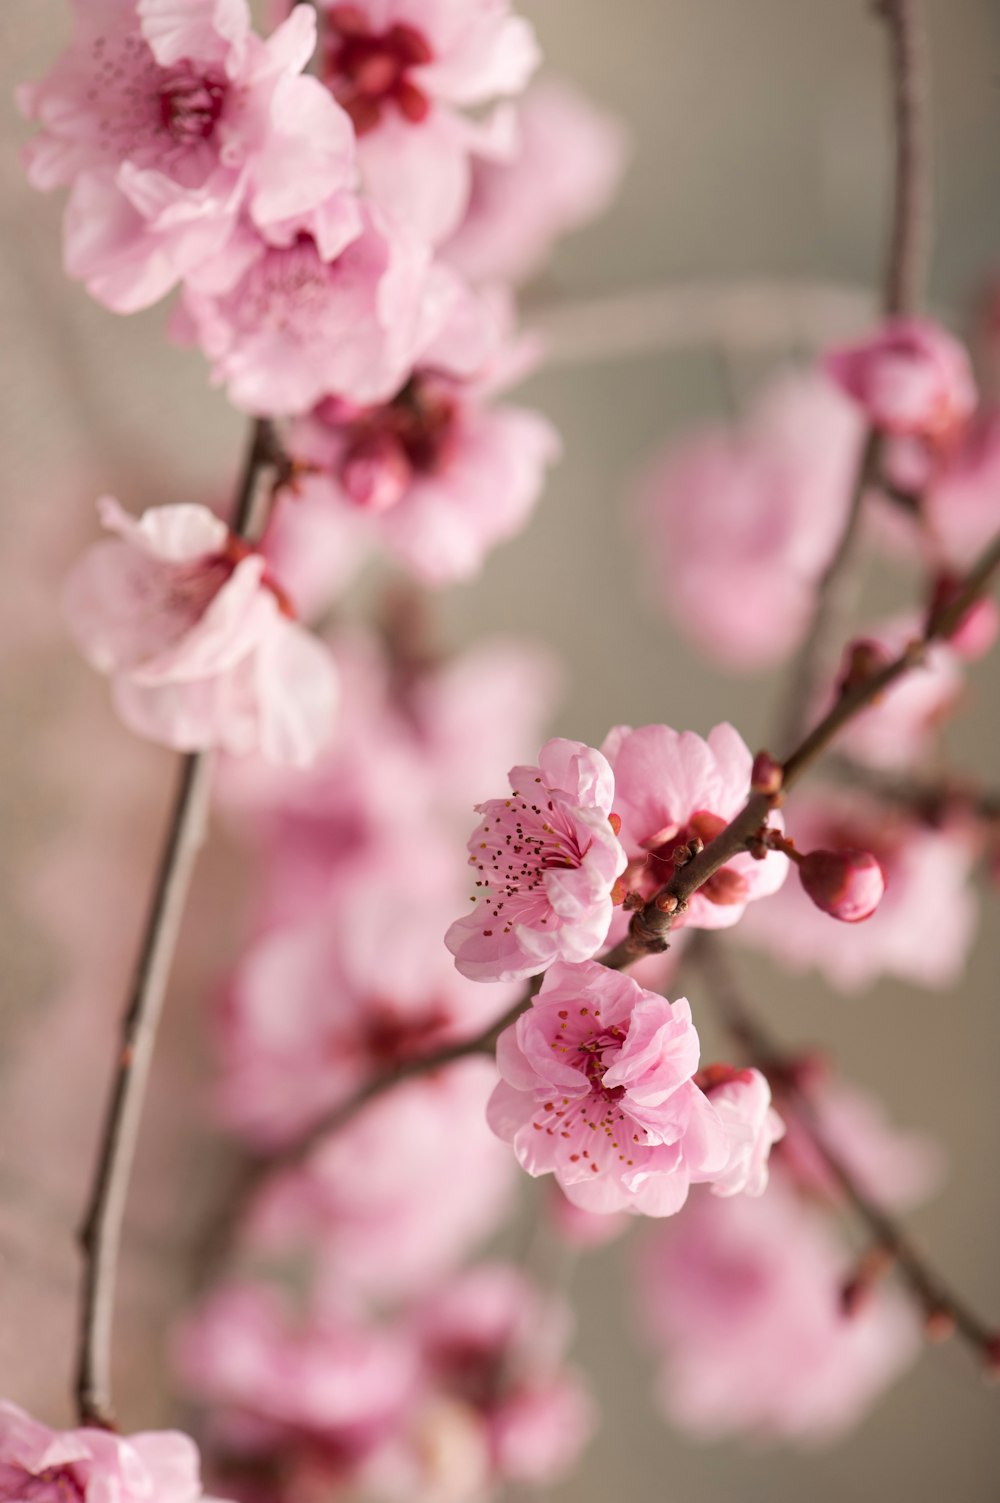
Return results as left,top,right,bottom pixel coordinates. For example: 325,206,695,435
173,205,438,416
636,1179,920,1444
177,1282,416,1466
602,721,788,930
487,960,780,1216
445,739,627,983
19,1,357,313
246,1060,516,1304
0,1400,212,1503
824,317,976,442
64,499,337,764
738,788,978,992
923,408,1000,567
637,373,862,669
443,77,628,286
828,615,963,771
318,0,540,243
217,835,519,1148
695,1063,785,1198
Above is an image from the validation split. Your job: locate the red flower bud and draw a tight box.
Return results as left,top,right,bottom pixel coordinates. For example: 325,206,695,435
799,848,886,923
751,751,784,795
837,638,893,697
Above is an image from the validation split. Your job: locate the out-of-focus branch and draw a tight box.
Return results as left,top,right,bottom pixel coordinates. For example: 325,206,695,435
75,419,281,1429
828,756,1000,828
689,931,999,1370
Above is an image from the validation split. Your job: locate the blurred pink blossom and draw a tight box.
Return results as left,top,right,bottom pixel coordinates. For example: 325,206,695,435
824,318,976,442
603,721,789,930
65,500,337,763
923,409,1000,567
445,739,627,982
19,0,356,312
637,1180,920,1444
487,960,780,1216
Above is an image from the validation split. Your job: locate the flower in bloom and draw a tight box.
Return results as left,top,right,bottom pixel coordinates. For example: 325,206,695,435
445,739,627,983
443,77,628,286
487,961,781,1216
636,374,862,670
173,205,440,417
602,721,789,929
636,1180,919,1444
64,499,337,764
318,0,540,243
824,318,976,443
923,409,1000,567
737,789,978,993
0,1400,213,1503
19,1,356,312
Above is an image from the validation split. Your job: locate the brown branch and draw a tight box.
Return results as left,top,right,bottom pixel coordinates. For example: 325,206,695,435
74,418,280,1428
689,932,998,1369
827,757,1000,828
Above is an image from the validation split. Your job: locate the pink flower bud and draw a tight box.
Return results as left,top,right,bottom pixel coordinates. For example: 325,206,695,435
799,848,886,923
836,638,893,697
824,318,976,442
751,750,784,795
340,431,412,512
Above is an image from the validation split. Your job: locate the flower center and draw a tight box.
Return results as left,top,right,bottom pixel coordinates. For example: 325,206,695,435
331,377,459,511
2,1466,86,1503
578,1027,628,1100
325,4,433,133
158,65,226,144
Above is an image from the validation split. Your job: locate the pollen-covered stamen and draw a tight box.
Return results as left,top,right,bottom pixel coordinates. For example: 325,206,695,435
158,65,226,144
325,4,434,134
468,789,590,934
15,1466,86,1503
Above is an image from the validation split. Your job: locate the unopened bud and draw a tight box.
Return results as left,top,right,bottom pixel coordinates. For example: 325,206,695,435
837,638,893,697
799,848,886,923
655,891,679,914
751,751,784,796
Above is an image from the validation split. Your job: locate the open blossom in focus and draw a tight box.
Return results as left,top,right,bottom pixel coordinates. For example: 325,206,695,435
636,1180,920,1444
318,0,540,243
177,1283,416,1474
637,374,861,669
247,1061,516,1304
281,326,560,587
445,739,626,983
0,1400,214,1503
487,961,781,1216
19,1,356,313
218,836,519,1148
603,722,788,929
825,318,976,444
64,500,337,763
443,77,628,286
738,790,978,992
827,616,963,772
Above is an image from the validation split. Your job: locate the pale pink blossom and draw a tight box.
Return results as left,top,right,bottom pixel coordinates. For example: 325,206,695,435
0,1400,213,1503
487,961,780,1216
829,615,963,771
637,373,862,669
547,1184,630,1247
637,1180,920,1444
445,739,627,983
695,1064,785,1198
173,205,438,416
602,721,788,930
246,1061,516,1304
923,409,1000,567
217,836,519,1148
177,1282,416,1465
19,1,357,312
64,499,337,763
824,317,976,442
738,789,978,993
319,0,540,243
443,77,627,285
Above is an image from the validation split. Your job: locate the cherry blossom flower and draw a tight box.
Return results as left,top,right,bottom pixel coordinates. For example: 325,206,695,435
19,0,356,313
602,721,788,930
64,499,337,764
317,0,541,243
0,1400,214,1503
738,789,978,992
443,77,628,286
246,1061,516,1304
445,739,627,983
217,835,519,1148
637,1179,920,1444
173,205,441,416
824,317,976,443
487,961,781,1216
637,374,862,670
923,409,1000,567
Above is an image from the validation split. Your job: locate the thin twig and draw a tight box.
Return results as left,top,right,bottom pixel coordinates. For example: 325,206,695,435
827,756,1000,828
689,932,998,1368
75,418,278,1428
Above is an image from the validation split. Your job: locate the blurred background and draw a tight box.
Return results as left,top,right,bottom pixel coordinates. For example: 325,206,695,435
2,1,1000,1499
